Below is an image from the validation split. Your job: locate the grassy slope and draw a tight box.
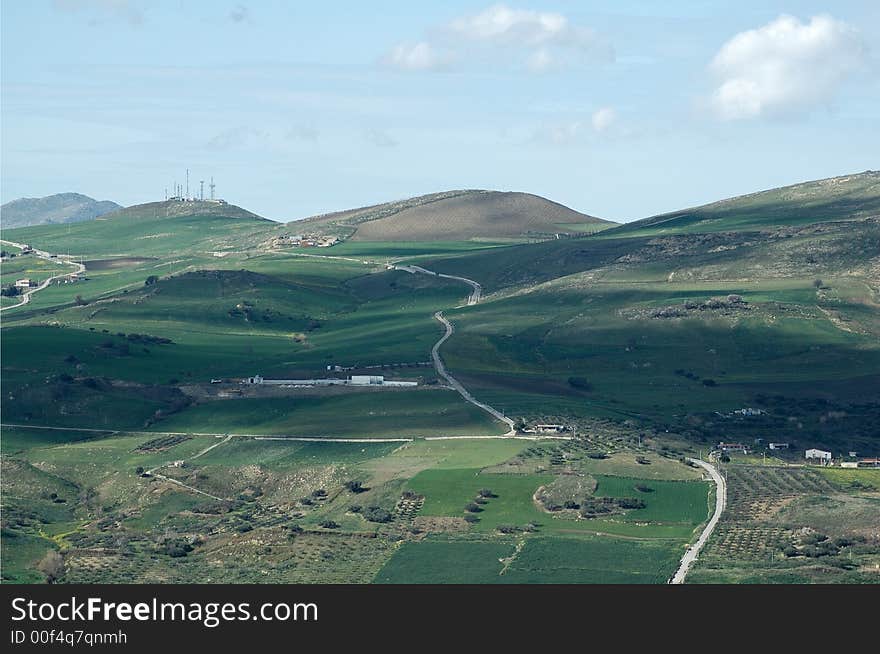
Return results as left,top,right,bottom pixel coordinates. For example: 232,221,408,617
603,170,880,237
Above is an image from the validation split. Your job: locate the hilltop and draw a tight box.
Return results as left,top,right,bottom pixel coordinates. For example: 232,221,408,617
3,199,273,257
1,192,121,229
605,171,880,237
294,190,613,241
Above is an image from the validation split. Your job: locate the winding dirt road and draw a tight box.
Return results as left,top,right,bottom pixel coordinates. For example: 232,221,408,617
670,456,726,584
0,239,85,313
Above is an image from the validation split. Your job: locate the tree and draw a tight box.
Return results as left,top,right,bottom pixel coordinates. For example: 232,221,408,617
813,279,823,289
135,466,145,475
37,551,65,583
478,488,495,498
344,480,365,494
145,275,159,286
74,295,88,306
464,502,482,513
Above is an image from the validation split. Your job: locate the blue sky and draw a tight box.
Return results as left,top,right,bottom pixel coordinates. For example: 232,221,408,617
2,1,878,223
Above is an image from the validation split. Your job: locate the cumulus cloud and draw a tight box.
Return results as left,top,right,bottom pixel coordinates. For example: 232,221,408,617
53,0,144,26
383,4,611,73
382,41,450,72
591,107,617,132
709,14,867,120
449,4,596,49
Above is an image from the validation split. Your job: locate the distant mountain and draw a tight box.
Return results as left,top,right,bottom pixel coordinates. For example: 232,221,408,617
294,190,614,241
606,170,880,237
1,193,122,229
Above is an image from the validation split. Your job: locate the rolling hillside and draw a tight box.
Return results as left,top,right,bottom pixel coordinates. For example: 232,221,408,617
605,171,880,237
3,199,274,257
1,192,121,228
293,190,613,241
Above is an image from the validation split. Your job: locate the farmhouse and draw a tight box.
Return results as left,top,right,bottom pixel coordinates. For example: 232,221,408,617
719,442,748,453
805,449,832,464
14,278,34,288
734,407,764,416
859,458,880,468
840,462,859,469
243,374,417,387
768,442,789,450
533,424,568,433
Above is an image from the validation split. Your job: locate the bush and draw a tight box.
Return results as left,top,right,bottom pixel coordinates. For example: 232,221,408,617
464,502,482,513
349,505,362,513
702,379,717,387
362,506,392,523
478,488,495,498
319,520,339,529
145,275,159,286
463,514,480,523
616,497,646,510
344,480,366,493
634,484,654,493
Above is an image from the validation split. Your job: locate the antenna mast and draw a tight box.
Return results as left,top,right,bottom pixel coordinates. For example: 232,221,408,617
185,169,189,200
200,180,204,201
210,177,215,200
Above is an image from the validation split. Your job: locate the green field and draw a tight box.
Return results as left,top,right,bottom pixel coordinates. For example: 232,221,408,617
155,391,508,437
375,535,683,584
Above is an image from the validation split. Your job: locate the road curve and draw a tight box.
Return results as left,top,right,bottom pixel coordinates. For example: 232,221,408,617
395,264,481,306
670,456,726,584
0,239,86,313
432,310,516,435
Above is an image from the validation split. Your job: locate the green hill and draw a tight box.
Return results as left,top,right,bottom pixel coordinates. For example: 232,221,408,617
605,171,880,237
3,200,274,257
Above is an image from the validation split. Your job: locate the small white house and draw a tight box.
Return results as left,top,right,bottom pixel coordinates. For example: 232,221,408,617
350,375,384,385
14,278,32,288
805,449,832,464
769,442,790,450
840,462,859,469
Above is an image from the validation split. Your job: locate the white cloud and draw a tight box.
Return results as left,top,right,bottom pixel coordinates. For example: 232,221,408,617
709,14,867,120
382,41,449,72
591,107,616,132
383,4,611,73
451,4,597,47
526,48,555,73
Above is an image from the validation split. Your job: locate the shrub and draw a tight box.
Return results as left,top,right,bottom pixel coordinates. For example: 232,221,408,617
464,502,482,513
319,520,339,529
362,506,392,523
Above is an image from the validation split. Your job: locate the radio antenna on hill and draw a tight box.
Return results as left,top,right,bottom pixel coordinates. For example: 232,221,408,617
210,177,215,200
186,169,190,200
200,180,204,201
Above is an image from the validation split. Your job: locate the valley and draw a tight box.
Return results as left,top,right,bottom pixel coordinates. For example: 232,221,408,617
1,173,879,584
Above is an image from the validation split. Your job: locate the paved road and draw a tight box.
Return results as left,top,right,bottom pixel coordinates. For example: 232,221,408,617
431,310,516,435
670,456,726,584
0,239,86,313
395,264,482,305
